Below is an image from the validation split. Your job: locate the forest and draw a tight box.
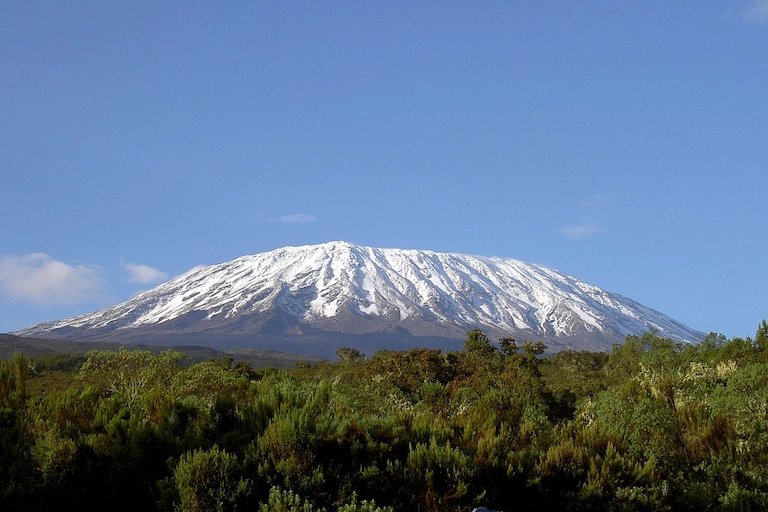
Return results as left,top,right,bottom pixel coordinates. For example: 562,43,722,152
3,322,768,511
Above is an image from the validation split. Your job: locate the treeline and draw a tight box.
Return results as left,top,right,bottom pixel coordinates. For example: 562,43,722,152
3,323,768,511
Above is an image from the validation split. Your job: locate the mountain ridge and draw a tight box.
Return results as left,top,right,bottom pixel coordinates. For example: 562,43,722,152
16,241,705,357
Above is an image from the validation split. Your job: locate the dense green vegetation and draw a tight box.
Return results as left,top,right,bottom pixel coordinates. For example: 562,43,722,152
3,323,768,511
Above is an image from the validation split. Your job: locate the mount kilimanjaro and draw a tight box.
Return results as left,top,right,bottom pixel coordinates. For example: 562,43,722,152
16,241,705,358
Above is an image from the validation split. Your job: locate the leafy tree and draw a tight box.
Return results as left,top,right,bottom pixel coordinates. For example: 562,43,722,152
169,359,251,410
335,347,366,364
755,319,768,351
78,348,183,407
462,329,495,356
366,348,454,400
541,350,608,400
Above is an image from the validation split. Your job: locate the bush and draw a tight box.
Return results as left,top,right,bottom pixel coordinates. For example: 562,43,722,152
173,445,250,511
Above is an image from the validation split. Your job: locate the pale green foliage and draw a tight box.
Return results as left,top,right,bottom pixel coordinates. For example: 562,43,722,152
579,443,661,509
173,445,250,511
709,362,768,449
337,493,394,512
78,348,183,407
0,351,29,408
259,486,323,512
251,407,326,494
719,481,768,511
169,360,249,410
402,437,476,510
335,347,366,364
31,428,77,484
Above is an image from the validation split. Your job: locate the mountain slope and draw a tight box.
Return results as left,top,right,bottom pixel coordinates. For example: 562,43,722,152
16,241,705,355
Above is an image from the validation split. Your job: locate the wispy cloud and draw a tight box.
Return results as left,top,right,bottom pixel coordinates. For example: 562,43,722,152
560,194,617,241
278,213,316,224
576,194,616,210
0,253,108,305
560,225,600,241
121,261,168,285
742,0,768,23
256,211,318,224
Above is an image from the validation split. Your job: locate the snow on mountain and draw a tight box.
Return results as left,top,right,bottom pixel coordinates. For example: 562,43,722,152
16,241,705,352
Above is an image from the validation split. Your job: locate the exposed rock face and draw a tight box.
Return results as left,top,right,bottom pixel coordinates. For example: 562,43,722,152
17,242,705,357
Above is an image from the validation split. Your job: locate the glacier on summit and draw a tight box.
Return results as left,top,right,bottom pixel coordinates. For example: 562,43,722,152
16,242,705,354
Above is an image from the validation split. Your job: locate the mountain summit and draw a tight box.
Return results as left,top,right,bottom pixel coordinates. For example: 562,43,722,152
17,242,705,356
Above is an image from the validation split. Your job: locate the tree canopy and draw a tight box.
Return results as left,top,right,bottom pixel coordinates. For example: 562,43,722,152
3,322,768,511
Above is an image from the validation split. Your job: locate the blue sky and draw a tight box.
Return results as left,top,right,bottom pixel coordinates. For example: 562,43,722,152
2,1,767,339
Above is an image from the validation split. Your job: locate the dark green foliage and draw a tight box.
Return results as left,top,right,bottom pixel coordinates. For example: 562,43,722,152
0,352,36,506
4,322,768,511
755,319,768,351
0,406,35,506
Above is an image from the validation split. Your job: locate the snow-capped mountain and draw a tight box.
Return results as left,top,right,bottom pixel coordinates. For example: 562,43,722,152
17,242,705,356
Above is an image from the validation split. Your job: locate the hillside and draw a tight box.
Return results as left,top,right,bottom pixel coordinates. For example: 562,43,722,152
16,242,705,357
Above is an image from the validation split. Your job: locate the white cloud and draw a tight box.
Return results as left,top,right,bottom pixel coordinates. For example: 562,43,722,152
742,0,768,22
0,253,108,305
560,194,617,241
121,261,168,284
560,225,600,241
279,213,316,224
578,194,616,209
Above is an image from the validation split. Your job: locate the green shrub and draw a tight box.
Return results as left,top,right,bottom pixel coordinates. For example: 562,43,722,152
173,445,250,511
